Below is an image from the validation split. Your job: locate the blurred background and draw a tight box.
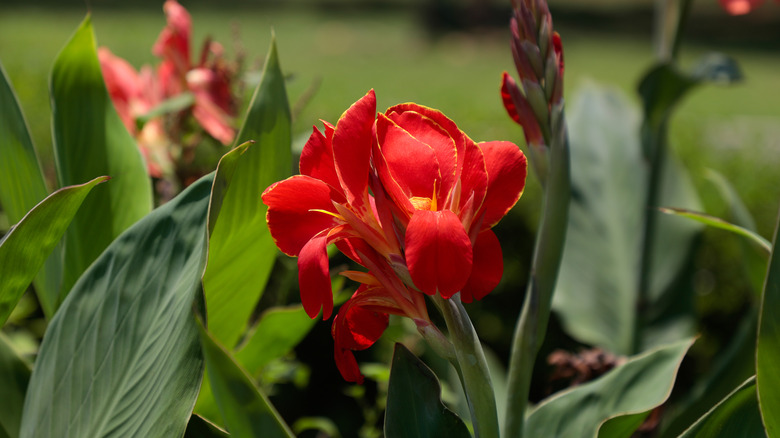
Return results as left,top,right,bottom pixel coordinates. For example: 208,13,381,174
1,0,779,436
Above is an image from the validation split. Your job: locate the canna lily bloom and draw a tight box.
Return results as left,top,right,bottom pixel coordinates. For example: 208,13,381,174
373,103,527,302
262,90,527,382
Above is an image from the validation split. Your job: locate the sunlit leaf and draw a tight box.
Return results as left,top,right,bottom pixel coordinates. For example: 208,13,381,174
51,15,152,299
757,208,780,437
19,176,211,438
197,318,295,438
659,208,770,254
385,344,471,438
202,34,292,349
0,333,30,438
0,176,107,327
524,338,693,438
678,377,765,438
0,61,60,318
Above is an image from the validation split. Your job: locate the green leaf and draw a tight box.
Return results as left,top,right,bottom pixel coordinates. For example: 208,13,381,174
197,318,295,438
678,377,765,438
0,176,107,327
0,61,61,318
524,338,694,438
202,34,292,349
659,208,770,254
234,305,317,376
553,85,701,355
19,176,212,438
384,343,471,438
0,333,30,438
757,207,780,437
51,15,152,299
639,54,741,137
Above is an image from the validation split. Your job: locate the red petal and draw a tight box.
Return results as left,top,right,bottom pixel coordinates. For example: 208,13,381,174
153,0,191,77
300,125,341,190
501,72,544,146
332,90,376,205
461,230,503,303
298,235,334,319
386,103,471,182
262,175,342,256
458,138,488,220
387,110,458,202
332,286,392,383
376,113,441,200
405,210,473,298
479,141,527,229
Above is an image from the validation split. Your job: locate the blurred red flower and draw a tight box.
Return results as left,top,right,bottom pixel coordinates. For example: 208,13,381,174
99,0,237,182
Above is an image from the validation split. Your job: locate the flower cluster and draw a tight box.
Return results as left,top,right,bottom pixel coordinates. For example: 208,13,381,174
262,90,527,383
99,0,237,194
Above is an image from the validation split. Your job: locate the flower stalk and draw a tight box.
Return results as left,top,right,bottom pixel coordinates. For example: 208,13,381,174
433,294,499,438
500,1,570,436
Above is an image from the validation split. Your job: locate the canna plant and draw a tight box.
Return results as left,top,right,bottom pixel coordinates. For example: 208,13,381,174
0,0,779,437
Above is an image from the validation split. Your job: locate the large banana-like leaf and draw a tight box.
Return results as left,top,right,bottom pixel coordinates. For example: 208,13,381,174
51,15,152,299
553,85,701,355
0,62,60,318
202,35,292,349
19,176,211,438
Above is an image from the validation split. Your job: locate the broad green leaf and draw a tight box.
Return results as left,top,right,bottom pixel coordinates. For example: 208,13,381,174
202,35,292,349
524,338,693,438
234,305,317,376
0,61,60,318
183,415,229,438
51,16,152,299
553,85,701,355
0,176,107,326
197,318,295,438
678,377,765,438
757,207,780,437
0,333,30,438
659,208,770,254
385,344,471,438
19,176,211,438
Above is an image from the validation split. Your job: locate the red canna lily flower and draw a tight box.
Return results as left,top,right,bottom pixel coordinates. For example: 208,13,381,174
373,103,527,302
262,90,527,382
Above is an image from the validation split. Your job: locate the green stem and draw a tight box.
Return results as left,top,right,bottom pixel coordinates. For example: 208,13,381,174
504,108,570,438
433,294,499,438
